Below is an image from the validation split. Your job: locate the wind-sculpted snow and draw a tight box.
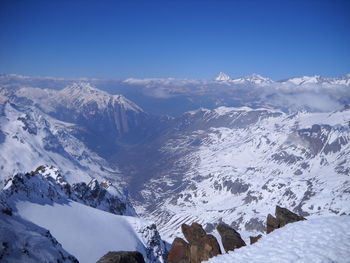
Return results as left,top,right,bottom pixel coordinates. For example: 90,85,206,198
207,216,350,263
134,107,350,242
0,167,168,263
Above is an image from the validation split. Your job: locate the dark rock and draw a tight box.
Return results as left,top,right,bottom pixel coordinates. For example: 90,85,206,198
96,251,145,263
181,222,206,244
267,206,306,234
216,223,246,252
275,205,306,227
167,238,190,263
169,223,222,263
199,234,221,257
249,234,262,244
266,214,278,234
1,208,12,216
188,235,221,263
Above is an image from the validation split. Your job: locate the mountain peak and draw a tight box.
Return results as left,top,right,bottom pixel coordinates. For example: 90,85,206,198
215,72,231,81
63,82,101,94
244,73,272,83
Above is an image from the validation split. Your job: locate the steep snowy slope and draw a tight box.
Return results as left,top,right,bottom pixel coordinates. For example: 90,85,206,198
0,102,121,186
14,82,145,135
0,167,167,263
0,207,78,263
207,216,350,263
9,82,162,157
132,106,350,242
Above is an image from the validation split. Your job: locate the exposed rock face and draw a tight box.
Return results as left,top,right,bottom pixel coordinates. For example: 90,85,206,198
267,206,306,233
216,223,246,252
168,223,221,263
275,205,306,227
181,223,206,245
266,214,279,234
249,234,262,244
188,235,221,263
96,251,145,263
167,238,190,263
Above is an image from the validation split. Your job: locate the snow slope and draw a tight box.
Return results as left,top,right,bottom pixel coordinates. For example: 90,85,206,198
16,200,149,263
0,210,78,263
207,216,350,263
0,168,167,263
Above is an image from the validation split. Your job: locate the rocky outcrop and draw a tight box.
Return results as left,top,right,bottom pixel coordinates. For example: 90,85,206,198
181,223,206,245
267,205,306,233
97,251,145,263
249,234,262,244
266,213,279,234
4,165,136,216
168,222,221,263
167,238,190,263
276,205,306,227
216,223,246,253
140,223,168,263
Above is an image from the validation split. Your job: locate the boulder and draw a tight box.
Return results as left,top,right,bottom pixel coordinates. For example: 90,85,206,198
181,222,206,244
267,206,306,234
167,238,190,263
266,214,279,234
96,251,145,263
216,223,246,252
200,234,221,257
275,205,306,227
169,222,221,263
249,234,262,244
189,234,221,263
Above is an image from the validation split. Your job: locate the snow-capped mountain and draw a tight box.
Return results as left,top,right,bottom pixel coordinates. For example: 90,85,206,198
127,106,350,242
283,74,350,86
15,82,144,135
0,166,168,263
233,73,272,84
2,73,350,116
215,72,231,81
0,101,122,186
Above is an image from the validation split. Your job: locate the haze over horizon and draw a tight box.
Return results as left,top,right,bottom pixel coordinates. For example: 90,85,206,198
1,0,350,80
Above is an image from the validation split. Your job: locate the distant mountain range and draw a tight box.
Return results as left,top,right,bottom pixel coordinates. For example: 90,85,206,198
2,72,350,115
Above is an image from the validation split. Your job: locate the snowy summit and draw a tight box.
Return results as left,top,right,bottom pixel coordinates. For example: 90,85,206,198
215,72,231,81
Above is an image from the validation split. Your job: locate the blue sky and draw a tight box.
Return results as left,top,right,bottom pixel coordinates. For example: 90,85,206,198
0,0,349,80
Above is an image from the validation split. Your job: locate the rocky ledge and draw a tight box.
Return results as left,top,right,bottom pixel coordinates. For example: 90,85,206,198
167,205,306,263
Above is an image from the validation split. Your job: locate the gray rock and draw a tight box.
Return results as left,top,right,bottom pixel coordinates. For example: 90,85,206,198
267,206,306,234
